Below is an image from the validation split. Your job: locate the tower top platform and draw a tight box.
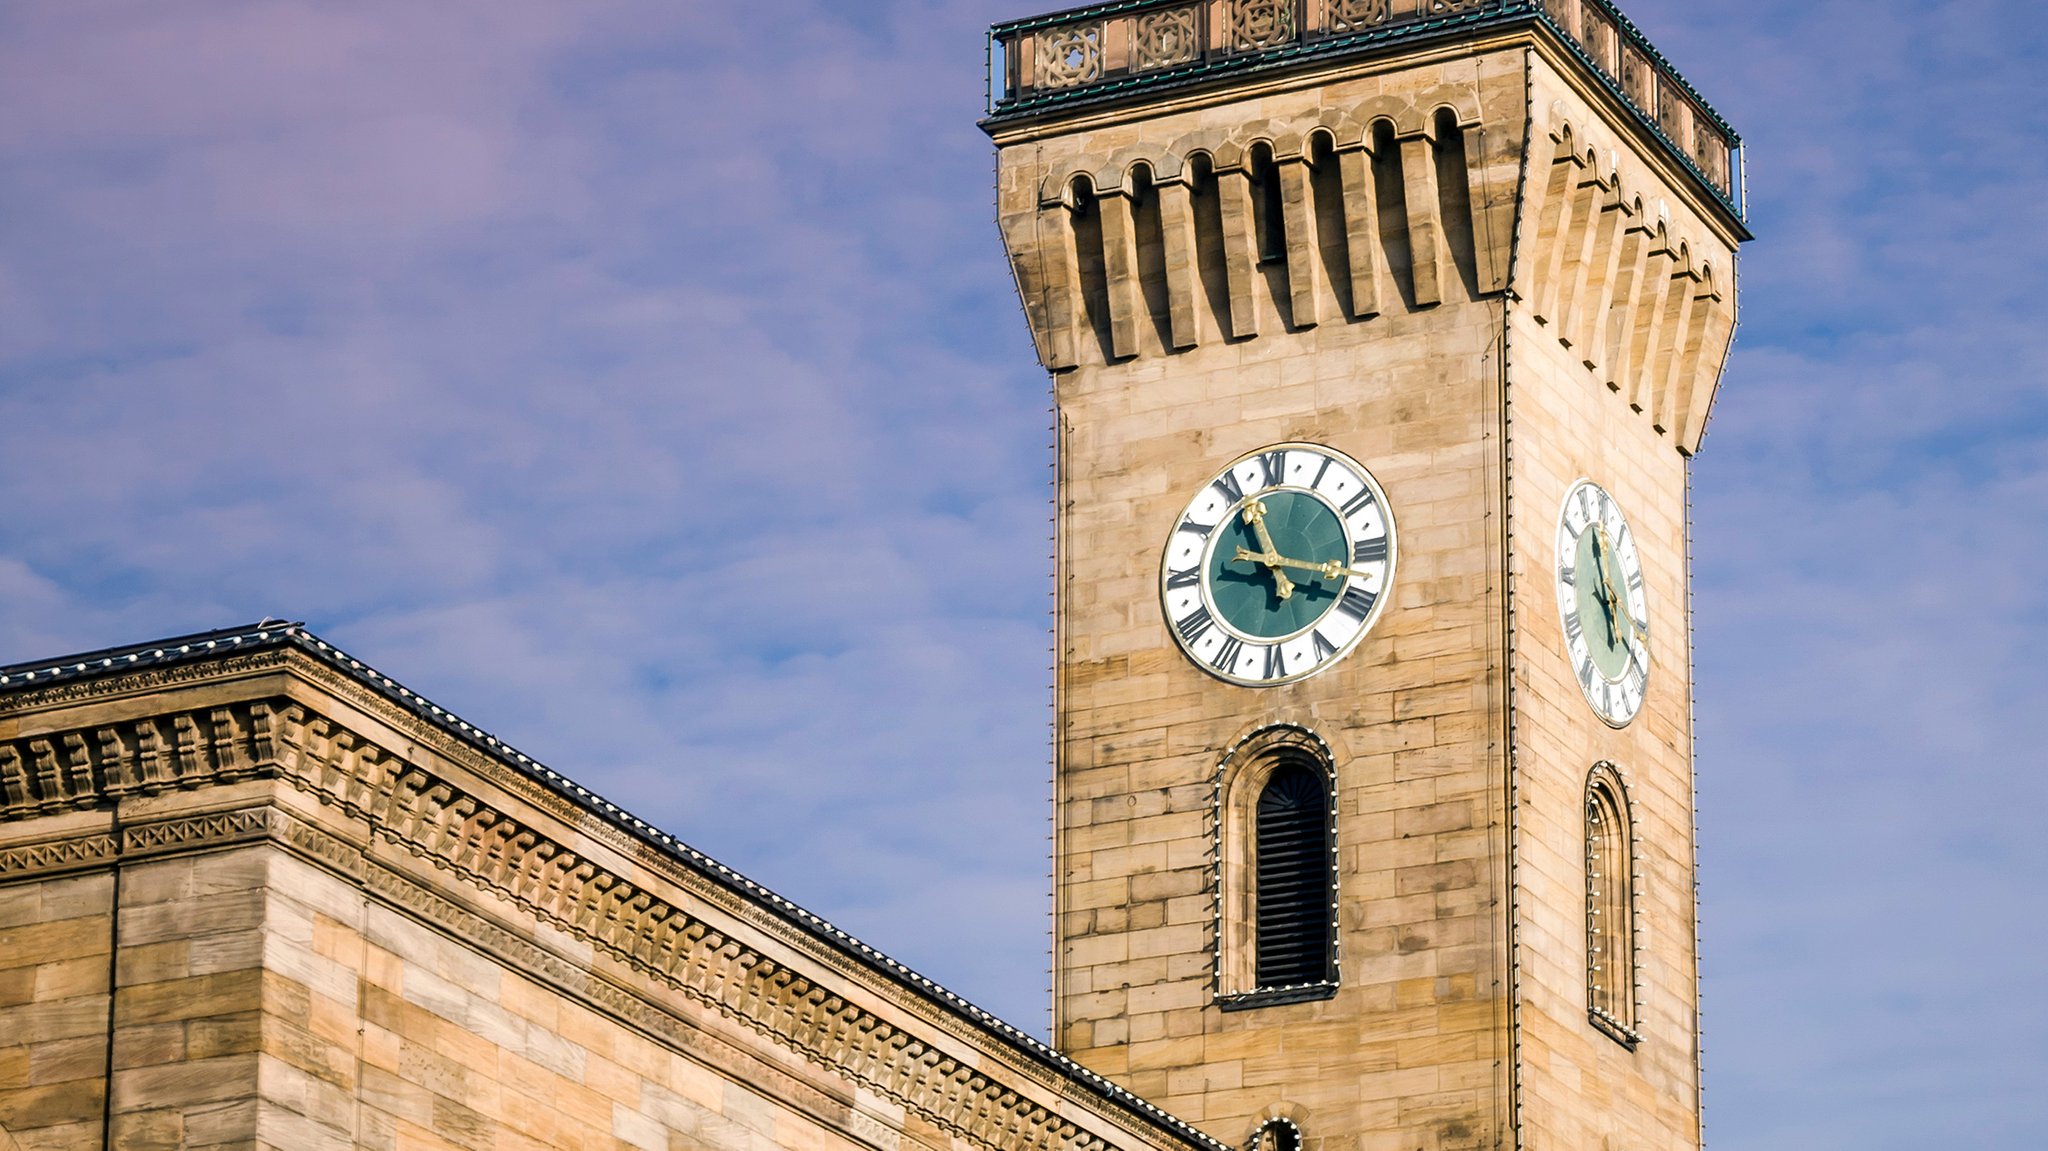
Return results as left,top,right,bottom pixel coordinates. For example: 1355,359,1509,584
982,0,1742,221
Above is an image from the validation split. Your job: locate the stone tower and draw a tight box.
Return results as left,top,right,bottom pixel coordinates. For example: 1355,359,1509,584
983,3,1746,1151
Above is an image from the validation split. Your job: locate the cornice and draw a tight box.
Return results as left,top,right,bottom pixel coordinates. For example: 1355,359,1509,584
0,648,294,716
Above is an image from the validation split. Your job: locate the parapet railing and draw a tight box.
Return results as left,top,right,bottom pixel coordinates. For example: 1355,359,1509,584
985,0,1742,218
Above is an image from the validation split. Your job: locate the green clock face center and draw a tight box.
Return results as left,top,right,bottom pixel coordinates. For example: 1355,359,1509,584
1573,529,1633,680
1206,490,1348,639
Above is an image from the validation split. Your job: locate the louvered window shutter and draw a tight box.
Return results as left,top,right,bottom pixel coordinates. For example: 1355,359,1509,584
1255,760,1331,987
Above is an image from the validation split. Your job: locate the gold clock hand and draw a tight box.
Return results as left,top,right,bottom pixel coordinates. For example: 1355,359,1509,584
1231,547,1381,583
1238,500,1296,600
1592,526,1629,646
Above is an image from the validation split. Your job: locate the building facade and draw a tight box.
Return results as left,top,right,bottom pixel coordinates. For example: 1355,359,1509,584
0,2,1742,1149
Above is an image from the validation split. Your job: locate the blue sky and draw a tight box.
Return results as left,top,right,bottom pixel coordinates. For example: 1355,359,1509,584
0,1,2042,1147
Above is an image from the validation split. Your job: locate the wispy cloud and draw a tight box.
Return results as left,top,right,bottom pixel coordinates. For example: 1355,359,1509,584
0,1,2042,1141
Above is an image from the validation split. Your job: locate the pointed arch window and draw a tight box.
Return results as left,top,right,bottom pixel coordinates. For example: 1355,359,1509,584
1585,762,1640,1047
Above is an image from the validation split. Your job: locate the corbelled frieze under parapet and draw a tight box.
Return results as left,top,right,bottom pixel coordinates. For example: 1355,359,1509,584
996,75,1523,368
1518,105,1736,451
986,0,1742,454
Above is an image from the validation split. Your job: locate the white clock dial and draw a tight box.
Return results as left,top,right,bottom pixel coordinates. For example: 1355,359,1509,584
1554,478,1651,726
1159,443,1396,686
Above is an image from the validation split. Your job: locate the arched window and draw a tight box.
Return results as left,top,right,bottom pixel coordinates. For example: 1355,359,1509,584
1249,1119,1303,1151
1255,758,1331,987
1585,763,1640,1046
1215,727,1338,1007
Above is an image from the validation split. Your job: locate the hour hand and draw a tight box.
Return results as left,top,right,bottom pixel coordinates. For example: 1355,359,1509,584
1239,501,1296,600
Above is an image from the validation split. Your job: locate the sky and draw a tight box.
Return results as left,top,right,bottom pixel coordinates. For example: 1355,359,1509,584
0,1,2042,1148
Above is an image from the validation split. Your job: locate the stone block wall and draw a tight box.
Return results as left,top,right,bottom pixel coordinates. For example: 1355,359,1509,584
0,870,113,1150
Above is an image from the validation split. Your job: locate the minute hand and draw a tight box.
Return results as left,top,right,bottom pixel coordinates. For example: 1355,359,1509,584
1233,546,1379,582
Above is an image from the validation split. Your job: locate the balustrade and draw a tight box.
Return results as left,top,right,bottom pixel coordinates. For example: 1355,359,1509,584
988,0,1738,211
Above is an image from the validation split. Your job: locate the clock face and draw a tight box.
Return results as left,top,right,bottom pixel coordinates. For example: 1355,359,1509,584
1160,443,1396,686
1554,479,1651,726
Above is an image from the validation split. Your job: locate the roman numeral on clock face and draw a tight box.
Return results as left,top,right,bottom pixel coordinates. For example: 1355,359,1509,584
1176,606,1214,644
1352,536,1389,565
1211,635,1242,667
1311,629,1339,662
1165,566,1200,591
1259,450,1289,488
1338,584,1377,621
1210,470,1245,505
1621,667,1645,706
1262,645,1286,680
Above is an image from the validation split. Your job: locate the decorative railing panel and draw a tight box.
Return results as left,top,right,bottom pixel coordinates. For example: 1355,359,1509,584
987,0,1741,214
1326,0,1390,34
1038,20,1107,88
1228,0,1297,51
1135,6,1204,69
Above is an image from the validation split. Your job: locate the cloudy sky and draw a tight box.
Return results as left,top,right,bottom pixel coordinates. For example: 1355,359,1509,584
0,1,2041,1147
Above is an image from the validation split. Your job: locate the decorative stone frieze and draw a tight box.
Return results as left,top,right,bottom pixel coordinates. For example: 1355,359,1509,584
0,830,115,875
0,698,287,819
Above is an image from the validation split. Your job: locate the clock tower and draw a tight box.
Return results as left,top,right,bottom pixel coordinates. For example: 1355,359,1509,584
982,3,1745,1151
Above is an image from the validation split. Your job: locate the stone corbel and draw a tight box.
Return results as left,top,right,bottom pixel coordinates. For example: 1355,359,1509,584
1395,123,1448,307
1152,172,1206,350
1275,154,1321,327
1332,139,1383,317
1212,158,1262,338
1094,185,1146,360
1555,153,1617,350
1001,195,1085,371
